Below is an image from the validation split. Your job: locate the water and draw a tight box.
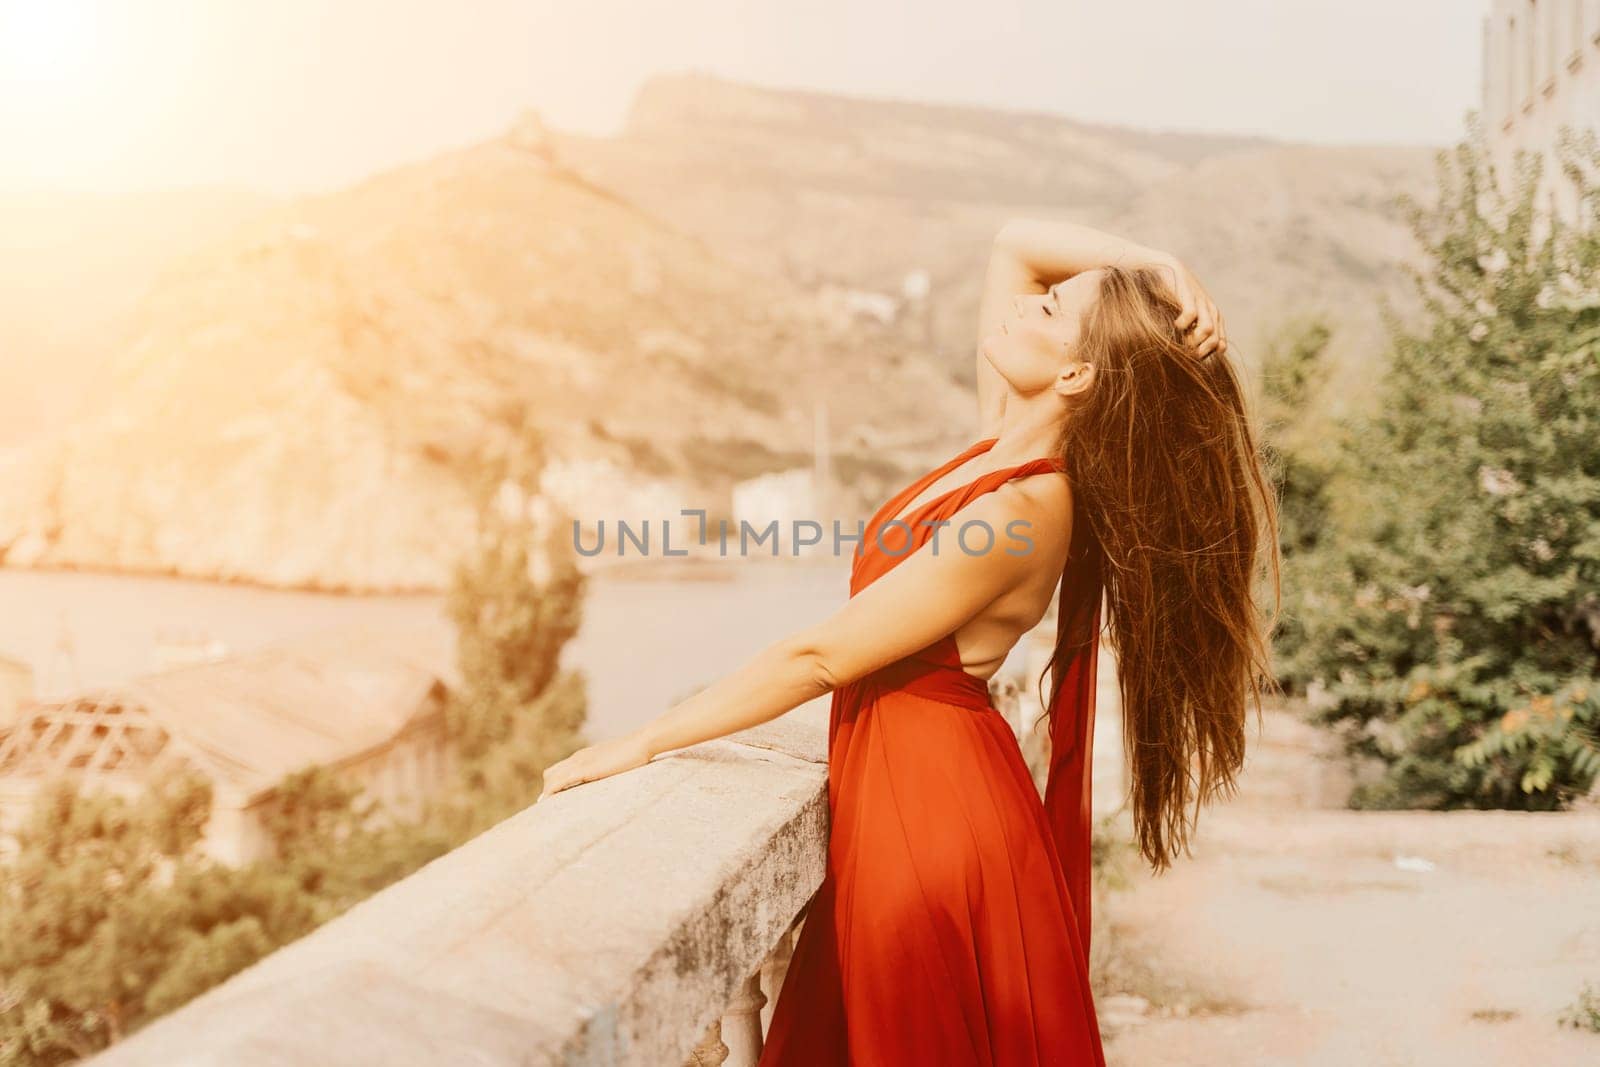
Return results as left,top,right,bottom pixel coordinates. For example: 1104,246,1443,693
0,559,852,741
564,558,850,739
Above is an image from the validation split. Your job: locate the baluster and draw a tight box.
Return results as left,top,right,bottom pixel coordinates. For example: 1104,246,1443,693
759,921,800,1034
721,973,768,1066
691,913,807,1065
685,1018,728,1066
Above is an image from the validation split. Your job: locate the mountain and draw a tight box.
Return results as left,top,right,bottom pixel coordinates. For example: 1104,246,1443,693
1094,142,1437,412
0,116,968,590
0,187,275,445
0,75,1444,591
556,72,1440,411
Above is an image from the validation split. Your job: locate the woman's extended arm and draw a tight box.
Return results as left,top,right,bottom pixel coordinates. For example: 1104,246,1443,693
535,482,1062,801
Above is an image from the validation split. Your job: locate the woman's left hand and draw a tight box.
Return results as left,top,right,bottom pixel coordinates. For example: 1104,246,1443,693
1149,254,1227,360
537,733,654,802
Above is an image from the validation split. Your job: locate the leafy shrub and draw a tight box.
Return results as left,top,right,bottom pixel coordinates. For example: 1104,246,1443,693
0,439,589,1064
1273,119,1600,809
1559,981,1600,1033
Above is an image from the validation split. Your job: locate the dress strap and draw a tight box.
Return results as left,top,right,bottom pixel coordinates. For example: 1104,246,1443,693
984,455,1066,482
866,437,996,531
858,439,1068,584
936,451,1066,517
874,438,1063,529
974,437,1067,480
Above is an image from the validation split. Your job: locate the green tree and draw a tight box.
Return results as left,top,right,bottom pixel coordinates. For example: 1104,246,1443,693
1282,117,1600,808
1257,315,1345,688
442,436,589,834
2,435,592,1064
0,772,252,1063
1258,316,1338,558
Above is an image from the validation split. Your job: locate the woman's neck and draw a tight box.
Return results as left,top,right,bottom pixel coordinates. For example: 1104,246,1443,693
988,393,1065,465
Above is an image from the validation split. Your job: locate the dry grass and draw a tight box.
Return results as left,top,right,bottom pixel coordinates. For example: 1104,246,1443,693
1088,810,1249,1021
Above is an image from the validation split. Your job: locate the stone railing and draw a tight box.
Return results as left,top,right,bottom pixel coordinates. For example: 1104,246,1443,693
83,631,1077,1067
87,707,831,1067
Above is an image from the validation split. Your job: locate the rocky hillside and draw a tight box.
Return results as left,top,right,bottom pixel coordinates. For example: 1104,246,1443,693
0,74,1445,591
0,187,273,445
557,73,1441,410
0,116,968,590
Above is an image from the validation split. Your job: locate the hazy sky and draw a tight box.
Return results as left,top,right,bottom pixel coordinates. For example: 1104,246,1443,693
1,0,1492,196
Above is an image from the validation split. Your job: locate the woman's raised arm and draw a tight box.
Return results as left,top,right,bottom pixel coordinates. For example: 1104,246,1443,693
973,220,1224,435
991,217,1174,281
976,219,1169,436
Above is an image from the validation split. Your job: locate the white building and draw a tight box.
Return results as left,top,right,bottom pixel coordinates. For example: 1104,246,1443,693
1481,0,1600,223
729,401,834,558
731,468,820,556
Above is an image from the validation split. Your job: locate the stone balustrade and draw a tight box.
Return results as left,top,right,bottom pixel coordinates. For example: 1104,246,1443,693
82,636,1078,1067
86,706,831,1067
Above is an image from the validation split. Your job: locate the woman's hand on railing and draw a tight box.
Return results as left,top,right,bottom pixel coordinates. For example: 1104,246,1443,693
537,732,654,802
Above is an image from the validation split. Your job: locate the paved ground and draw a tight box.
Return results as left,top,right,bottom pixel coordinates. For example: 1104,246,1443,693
1095,707,1600,1066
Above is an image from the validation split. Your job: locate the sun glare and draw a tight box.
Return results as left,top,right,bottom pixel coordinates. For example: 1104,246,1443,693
1,0,97,87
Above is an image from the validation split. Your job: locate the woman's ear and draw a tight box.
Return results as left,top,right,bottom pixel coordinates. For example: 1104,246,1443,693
1054,360,1094,400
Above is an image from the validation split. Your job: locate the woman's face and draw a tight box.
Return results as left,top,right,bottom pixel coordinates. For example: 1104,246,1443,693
981,268,1103,394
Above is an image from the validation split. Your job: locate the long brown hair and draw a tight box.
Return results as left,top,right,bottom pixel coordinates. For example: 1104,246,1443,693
1038,264,1282,871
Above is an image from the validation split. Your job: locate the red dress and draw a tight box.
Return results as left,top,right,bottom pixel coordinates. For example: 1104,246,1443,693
758,436,1106,1066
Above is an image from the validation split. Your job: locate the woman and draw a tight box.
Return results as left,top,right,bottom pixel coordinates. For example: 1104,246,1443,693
538,218,1281,1065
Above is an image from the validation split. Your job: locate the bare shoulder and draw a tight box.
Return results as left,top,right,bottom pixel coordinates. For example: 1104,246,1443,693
1003,470,1072,527
994,472,1072,561
942,472,1073,568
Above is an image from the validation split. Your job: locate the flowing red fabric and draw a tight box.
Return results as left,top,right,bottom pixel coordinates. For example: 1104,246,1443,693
758,437,1106,1066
